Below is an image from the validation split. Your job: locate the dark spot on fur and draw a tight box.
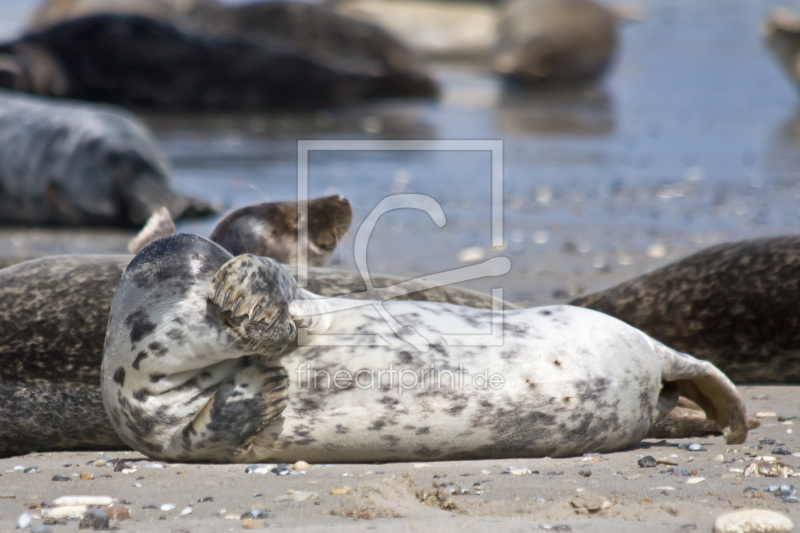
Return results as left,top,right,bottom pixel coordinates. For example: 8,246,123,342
149,373,166,383
125,309,156,344
335,424,349,434
132,351,148,370
113,367,126,386
133,388,151,402
368,420,387,431
447,404,466,416
148,341,168,357
539,310,552,316
415,426,430,435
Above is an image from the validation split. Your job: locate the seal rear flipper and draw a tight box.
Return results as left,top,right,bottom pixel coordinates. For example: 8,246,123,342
127,207,176,254
652,340,748,444
164,363,289,463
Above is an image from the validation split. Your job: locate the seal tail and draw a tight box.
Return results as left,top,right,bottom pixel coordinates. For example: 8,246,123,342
647,336,748,445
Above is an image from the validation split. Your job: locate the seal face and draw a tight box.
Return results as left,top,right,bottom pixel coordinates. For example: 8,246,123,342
102,235,747,463
571,235,800,384
0,89,216,226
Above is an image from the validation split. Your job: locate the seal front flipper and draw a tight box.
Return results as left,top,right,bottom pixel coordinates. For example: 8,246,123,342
207,254,300,356
165,361,289,463
650,340,748,444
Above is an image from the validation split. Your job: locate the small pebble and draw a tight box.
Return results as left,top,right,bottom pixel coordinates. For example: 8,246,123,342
24,467,39,474
160,504,175,512
713,509,793,533
638,456,657,468
17,512,32,528
78,510,109,530
51,475,71,482
678,443,706,452
80,473,94,481
142,504,157,510
507,467,532,476
271,464,290,476
686,477,705,485
105,506,130,521
241,509,269,520
293,461,309,470
244,464,274,475
329,487,350,495
180,507,192,516
772,446,791,456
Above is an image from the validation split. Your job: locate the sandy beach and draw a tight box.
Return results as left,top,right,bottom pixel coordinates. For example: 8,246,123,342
0,385,797,532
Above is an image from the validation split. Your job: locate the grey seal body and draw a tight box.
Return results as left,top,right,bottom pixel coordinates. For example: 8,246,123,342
1,9,435,109
101,235,747,463
571,235,800,384
765,8,800,93
493,0,618,87
0,89,215,227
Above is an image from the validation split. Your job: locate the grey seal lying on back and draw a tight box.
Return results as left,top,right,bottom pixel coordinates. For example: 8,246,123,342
101,234,747,462
0,89,216,227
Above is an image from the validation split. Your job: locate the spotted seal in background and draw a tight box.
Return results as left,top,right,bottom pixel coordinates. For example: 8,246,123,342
493,0,620,87
764,7,800,93
571,235,800,384
0,89,216,227
101,234,747,463
0,196,354,456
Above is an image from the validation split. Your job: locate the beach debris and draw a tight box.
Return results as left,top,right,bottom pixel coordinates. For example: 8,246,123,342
568,493,612,515
180,507,193,516
507,467,532,476
24,467,39,474
713,509,793,533
743,460,794,478
686,477,705,485
16,512,32,528
755,412,778,419
241,509,269,520
43,506,87,519
53,496,113,507
78,510,109,530
244,464,276,475
105,505,130,521
678,443,706,452
159,503,175,511
638,456,657,468
272,464,290,476
330,486,350,495
765,485,800,503
274,490,318,502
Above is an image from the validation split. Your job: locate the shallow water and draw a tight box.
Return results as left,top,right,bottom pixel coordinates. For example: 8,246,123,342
2,0,800,304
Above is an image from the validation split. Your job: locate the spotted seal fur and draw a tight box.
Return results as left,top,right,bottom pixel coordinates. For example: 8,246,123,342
571,235,800,384
101,234,747,462
0,89,216,227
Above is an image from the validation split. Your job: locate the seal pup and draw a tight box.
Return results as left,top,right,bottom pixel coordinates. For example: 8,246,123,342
101,234,747,463
493,0,621,87
0,89,216,227
571,235,800,384
0,196,353,456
